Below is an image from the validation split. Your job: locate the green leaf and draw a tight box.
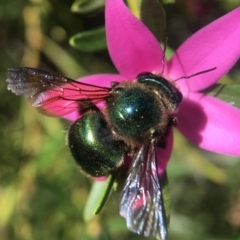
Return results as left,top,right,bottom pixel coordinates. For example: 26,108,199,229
140,0,166,42
161,171,171,227
69,27,107,52
204,83,240,109
71,0,105,14
83,175,115,221
43,36,87,78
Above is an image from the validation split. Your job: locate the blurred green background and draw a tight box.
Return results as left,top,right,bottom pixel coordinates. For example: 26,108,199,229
1,0,240,239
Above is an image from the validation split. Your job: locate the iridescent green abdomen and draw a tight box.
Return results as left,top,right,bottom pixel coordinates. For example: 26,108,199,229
68,112,124,177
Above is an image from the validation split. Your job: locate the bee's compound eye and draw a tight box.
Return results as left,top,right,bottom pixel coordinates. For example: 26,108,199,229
137,74,183,110
68,112,124,177
136,72,153,79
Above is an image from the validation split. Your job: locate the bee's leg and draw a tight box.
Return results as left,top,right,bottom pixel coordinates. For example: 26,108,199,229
78,100,101,115
167,116,178,127
156,116,177,148
156,133,168,148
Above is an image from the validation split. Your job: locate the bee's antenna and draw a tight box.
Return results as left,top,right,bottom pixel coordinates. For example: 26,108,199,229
161,37,168,75
173,67,217,82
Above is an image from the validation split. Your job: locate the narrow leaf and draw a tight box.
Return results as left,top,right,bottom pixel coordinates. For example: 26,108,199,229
94,174,116,215
204,83,240,109
69,27,107,52
140,0,166,42
42,36,87,78
71,0,105,14
83,175,115,221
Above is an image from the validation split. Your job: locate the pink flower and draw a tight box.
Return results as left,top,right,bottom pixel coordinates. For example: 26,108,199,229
65,0,240,177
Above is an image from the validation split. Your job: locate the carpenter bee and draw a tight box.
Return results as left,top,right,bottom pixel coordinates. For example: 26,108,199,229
6,67,214,239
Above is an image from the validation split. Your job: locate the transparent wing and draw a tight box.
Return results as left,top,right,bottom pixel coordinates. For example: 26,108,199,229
6,67,111,117
120,140,168,240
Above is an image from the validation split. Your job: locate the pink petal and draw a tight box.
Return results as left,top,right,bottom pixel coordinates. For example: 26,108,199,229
167,7,240,92
177,93,240,156
105,0,164,79
64,74,125,121
157,128,173,178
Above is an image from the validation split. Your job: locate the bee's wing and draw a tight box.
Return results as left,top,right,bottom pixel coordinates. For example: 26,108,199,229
6,67,111,117
120,140,168,240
